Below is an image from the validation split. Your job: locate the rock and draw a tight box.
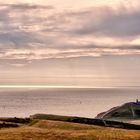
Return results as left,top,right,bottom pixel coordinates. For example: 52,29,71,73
95,100,140,122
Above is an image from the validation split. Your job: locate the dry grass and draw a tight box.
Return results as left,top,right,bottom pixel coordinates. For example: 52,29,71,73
0,120,140,140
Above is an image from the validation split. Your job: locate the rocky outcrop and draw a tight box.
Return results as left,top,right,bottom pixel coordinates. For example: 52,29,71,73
95,100,140,122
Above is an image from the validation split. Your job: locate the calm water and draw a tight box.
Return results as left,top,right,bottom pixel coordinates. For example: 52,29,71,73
0,88,140,118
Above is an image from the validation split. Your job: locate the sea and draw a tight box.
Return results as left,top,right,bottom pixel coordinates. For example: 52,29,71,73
0,87,140,118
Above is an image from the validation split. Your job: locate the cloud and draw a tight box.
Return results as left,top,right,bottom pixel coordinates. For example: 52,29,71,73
0,3,140,62
2,3,54,10
1,45,140,61
71,6,140,38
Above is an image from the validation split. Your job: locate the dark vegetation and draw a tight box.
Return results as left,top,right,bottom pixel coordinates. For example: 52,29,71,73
0,117,31,128
30,114,140,130
0,114,140,130
0,117,31,124
0,122,18,128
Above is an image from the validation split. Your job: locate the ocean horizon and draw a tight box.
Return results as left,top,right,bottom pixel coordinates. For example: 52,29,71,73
0,87,140,118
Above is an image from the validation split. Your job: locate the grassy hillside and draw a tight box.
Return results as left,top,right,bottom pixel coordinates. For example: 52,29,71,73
30,114,140,130
0,120,140,140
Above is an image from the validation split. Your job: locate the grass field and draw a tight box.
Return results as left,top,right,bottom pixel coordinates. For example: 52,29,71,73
0,120,140,140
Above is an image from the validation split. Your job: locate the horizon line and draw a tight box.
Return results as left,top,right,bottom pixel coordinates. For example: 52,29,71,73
0,85,139,89
0,85,108,88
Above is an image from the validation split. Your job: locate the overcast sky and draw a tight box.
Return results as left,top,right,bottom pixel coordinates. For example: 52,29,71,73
0,0,140,87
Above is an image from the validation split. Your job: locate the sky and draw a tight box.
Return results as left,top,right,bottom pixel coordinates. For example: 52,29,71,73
0,0,140,87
